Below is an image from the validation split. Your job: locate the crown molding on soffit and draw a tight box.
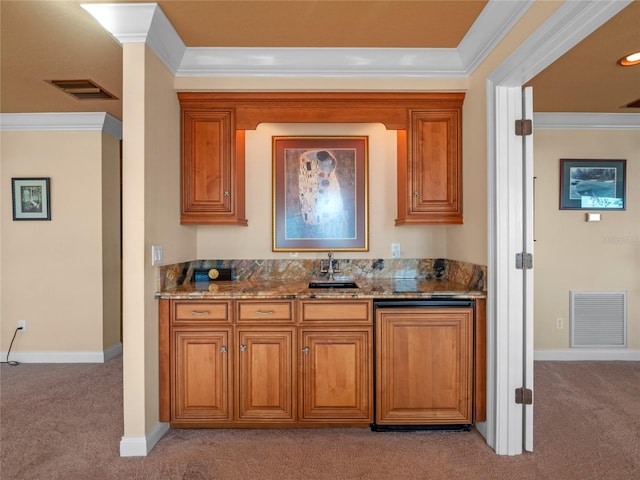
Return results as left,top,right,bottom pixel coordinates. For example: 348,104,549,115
0,112,123,139
82,1,534,78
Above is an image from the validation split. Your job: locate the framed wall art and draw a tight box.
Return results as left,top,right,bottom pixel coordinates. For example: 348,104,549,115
272,136,368,251
12,177,51,220
560,159,626,210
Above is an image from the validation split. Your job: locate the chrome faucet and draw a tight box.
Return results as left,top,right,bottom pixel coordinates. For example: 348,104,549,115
321,251,340,281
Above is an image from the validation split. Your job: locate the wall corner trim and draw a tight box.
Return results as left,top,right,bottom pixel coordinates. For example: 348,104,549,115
119,422,170,457
533,112,640,130
0,112,123,139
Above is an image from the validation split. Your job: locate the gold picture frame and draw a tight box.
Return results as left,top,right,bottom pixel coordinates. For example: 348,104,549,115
272,136,369,251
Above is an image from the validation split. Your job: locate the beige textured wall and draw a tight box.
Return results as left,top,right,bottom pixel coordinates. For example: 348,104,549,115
102,132,122,350
120,44,196,439
533,129,640,350
0,130,119,355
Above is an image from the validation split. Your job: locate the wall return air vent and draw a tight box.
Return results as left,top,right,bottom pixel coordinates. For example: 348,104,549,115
46,79,117,100
570,291,627,348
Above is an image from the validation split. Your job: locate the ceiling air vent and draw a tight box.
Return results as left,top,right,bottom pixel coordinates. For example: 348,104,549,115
46,79,117,100
624,98,640,108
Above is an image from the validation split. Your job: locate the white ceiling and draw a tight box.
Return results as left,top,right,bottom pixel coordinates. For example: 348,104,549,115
1,1,638,121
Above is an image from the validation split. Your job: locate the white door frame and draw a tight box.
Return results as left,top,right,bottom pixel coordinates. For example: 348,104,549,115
485,0,630,456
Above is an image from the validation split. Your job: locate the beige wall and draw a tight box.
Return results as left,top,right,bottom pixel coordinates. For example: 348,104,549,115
533,129,640,350
0,129,120,357
120,44,196,439
102,132,122,350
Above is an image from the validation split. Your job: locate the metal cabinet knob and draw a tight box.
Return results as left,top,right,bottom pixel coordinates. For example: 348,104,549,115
302,347,310,354
240,345,247,352
220,346,227,353
413,191,420,197
224,191,230,197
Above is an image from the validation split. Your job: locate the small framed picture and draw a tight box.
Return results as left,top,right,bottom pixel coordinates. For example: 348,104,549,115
559,159,626,210
12,177,51,220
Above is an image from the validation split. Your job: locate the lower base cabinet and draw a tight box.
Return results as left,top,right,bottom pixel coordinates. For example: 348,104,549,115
160,297,484,428
237,328,296,421
375,307,474,426
173,328,232,421
162,299,373,427
300,329,371,421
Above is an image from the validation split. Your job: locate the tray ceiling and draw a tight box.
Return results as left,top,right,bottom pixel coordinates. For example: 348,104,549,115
1,1,638,121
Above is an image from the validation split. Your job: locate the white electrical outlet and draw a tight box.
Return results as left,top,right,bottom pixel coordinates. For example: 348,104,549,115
391,243,401,258
151,245,163,266
556,317,563,330
18,320,26,332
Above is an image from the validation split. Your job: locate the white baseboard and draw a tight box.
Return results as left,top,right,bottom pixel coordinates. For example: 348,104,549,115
535,348,640,361
120,422,170,457
1,342,122,363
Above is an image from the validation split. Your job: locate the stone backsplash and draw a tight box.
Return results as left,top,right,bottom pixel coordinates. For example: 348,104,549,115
158,258,486,293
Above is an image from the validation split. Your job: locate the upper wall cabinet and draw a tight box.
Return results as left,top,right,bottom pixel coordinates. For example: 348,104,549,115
178,92,464,226
395,108,462,225
180,98,247,225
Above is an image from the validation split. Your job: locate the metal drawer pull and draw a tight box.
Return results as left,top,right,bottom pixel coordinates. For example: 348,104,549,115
190,310,210,316
220,346,227,353
255,310,275,315
240,345,247,352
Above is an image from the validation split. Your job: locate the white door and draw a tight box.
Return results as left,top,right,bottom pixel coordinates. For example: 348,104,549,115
522,86,534,452
490,85,534,455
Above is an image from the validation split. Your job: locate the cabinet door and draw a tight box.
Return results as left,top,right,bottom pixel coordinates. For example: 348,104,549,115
376,307,473,424
300,329,372,421
396,108,462,225
237,328,295,421
173,329,232,421
180,107,247,225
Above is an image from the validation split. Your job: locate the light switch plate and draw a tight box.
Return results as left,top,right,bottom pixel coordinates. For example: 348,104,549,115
151,245,163,266
586,213,601,222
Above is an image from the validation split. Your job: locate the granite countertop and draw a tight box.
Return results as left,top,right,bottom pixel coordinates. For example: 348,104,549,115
156,277,485,300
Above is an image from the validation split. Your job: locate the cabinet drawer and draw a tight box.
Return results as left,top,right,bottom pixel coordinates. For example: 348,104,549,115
173,301,231,324
299,300,372,324
237,300,294,323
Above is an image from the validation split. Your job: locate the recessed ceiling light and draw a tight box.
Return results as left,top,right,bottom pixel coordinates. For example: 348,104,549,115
618,51,640,66
46,79,118,100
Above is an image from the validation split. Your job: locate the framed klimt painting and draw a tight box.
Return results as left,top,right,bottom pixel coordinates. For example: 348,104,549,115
12,177,51,220
559,159,626,210
272,136,369,251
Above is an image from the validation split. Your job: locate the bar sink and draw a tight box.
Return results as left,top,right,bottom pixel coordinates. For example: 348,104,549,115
308,281,359,289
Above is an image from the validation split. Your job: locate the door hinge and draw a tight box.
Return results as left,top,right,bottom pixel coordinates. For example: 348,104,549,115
515,387,533,405
515,252,533,270
515,119,533,136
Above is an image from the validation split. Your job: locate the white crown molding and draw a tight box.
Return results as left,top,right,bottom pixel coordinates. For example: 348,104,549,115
0,112,123,138
119,422,169,457
0,112,123,139
82,0,529,78
458,0,534,75
177,47,466,78
534,113,640,130
490,0,632,86
82,2,185,73
534,349,640,362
